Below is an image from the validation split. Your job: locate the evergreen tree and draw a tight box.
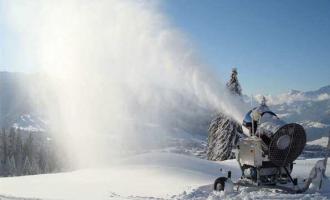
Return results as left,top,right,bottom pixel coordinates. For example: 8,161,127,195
0,128,9,176
7,156,16,176
261,96,267,106
24,133,34,159
37,145,47,173
0,129,4,175
30,158,40,175
22,156,32,175
8,128,16,158
259,96,270,111
226,68,242,96
14,131,24,175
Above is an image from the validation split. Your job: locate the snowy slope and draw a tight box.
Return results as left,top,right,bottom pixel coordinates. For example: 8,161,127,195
0,153,225,200
308,137,330,147
0,152,329,200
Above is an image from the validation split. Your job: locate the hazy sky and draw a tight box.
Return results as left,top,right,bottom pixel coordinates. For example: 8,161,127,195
1,0,329,95
163,0,330,95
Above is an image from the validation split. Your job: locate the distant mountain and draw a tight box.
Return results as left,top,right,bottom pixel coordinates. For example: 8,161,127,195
12,114,47,132
0,72,31,128
0,72,47,130
254,85,330,141
255,86,330,106
305,85,330,97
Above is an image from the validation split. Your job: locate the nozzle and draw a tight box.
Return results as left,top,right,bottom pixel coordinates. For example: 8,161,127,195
228,171,232,179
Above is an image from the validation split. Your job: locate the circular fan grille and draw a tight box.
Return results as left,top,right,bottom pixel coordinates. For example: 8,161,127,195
268,123,306,167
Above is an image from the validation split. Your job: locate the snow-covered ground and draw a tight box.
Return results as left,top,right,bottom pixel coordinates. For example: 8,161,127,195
0,152,329,200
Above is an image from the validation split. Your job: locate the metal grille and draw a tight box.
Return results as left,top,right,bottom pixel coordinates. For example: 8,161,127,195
268,123,306,167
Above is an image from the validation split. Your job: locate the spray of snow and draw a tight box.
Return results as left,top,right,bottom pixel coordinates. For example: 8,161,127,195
1,0,245,168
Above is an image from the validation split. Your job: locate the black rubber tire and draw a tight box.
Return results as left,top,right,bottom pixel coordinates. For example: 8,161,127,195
214,177,227,191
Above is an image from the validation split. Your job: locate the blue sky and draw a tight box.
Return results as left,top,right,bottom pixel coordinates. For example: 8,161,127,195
1,1,329,95
162,0,330,95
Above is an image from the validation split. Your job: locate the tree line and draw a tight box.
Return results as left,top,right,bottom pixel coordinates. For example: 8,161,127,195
0,128,64,176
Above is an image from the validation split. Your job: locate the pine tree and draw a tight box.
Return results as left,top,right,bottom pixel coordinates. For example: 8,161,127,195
261,96,267,106
44,160,50,174
0,129,4,176
2,156,10,176
0,128,9,176
226,68,242,96
24,133,34,159
14,131,24,175
7,156,16,176
30,158,40,175
22,156,32,175
259,96,270,111
8,128,16,158
37,146,47,173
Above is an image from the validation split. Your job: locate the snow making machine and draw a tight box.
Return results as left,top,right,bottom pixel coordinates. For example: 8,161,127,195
213,106,317,193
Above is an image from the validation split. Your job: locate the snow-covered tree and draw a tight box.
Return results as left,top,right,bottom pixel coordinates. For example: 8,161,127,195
23,133,34,159
0,128,10,176
0,128,63,176
226,68,242,96
22,156,32,175
207,68,245,161
8,128,16,158
37,143,49,173
8,156,16,176
258,95,270,112
14,132,24,175
261,96,267,106
30,158,40,175
207,113,243,161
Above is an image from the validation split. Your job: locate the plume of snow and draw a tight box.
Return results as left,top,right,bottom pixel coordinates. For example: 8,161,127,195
2,0,245,167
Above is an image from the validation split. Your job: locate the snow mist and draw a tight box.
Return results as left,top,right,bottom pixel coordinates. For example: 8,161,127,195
2,0,244,168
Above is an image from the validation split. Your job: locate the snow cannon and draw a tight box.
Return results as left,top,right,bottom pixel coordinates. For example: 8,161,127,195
214,104,310,193
241,107,306,169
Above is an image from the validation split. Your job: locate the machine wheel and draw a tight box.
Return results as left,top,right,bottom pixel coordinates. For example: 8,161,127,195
214,177,228,191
